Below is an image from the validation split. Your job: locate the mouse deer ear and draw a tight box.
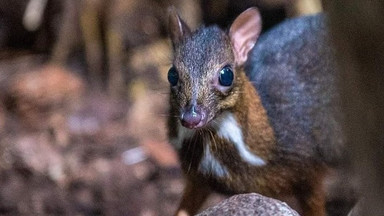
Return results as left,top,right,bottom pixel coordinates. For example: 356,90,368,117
229,8,262,66
168,6,191,48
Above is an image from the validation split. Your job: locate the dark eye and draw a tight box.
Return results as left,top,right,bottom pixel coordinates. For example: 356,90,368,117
168,66,179,86
219,66,234,86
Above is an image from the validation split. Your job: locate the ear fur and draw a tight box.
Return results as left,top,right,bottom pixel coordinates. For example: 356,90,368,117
168,6,191,48
229,8,262,66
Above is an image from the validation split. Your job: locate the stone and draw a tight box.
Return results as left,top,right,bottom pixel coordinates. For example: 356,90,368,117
197,193,299,216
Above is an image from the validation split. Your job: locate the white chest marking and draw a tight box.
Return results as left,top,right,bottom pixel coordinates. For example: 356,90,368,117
170,123,195,150
216,113,266,166
199,141,229,177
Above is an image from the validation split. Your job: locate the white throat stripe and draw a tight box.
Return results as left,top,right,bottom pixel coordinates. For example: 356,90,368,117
217,113,266,166
199,141,229,177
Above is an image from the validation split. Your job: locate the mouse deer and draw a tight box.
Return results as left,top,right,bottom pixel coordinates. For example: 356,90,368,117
167,7,343,216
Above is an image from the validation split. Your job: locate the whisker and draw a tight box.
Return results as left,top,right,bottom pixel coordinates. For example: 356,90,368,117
187,128,196,174
208,128,218,153
209,119,219,128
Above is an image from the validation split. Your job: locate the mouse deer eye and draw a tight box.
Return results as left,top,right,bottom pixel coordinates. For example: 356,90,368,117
168,66,179,86
219,65,234,86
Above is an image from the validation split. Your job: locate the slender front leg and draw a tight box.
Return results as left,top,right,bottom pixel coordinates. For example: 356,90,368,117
300,189,326,216
175,179,211,216
296,177,326,216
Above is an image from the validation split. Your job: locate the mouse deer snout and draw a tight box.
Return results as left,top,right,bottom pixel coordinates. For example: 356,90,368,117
180,104,207,129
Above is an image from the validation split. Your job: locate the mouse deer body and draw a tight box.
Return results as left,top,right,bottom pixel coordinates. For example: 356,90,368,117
167,7,341,216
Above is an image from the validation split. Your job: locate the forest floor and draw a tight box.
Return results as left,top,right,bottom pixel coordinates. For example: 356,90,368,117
0,53,225,216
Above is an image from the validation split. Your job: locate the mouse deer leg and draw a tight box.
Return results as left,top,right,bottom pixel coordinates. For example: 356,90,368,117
175,178,211,216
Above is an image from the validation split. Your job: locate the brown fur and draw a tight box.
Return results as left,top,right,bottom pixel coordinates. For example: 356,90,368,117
167,7,328,216
171,69,327,216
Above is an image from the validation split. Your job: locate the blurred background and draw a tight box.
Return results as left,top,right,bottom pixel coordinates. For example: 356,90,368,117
0,0,321,215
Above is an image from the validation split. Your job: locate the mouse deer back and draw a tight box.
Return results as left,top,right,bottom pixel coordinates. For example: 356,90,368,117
167,7,341,216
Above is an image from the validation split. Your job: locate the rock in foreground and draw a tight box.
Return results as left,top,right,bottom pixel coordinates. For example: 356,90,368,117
197,193,299,216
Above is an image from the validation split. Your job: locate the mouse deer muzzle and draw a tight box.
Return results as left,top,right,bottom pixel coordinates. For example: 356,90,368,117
180,104,208,129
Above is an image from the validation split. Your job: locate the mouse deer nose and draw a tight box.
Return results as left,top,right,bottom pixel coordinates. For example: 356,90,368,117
181,105,203,129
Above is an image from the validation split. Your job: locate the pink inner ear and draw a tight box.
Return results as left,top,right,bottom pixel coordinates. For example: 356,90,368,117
229,8,262,66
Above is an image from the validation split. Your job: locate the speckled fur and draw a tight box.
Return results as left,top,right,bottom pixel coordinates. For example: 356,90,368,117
168,12,339,216
246,14,343,165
